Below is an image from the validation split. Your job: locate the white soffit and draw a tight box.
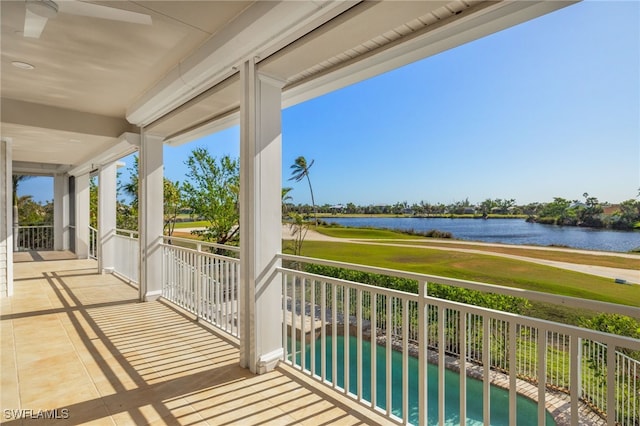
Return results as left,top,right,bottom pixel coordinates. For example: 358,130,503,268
280,0,578,109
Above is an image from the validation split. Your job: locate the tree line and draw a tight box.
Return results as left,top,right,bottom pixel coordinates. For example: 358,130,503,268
12,153,640,235
287,194,640,230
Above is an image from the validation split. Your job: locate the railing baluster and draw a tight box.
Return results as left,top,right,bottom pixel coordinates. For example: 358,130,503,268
570,336,580,426
460,309,467,426
483,315,490,426
310,279,316,378
332,283,337,389
509,320,517,426
438,305,445,426
386,295,392,417
418,281,428,425
301,278,306,373
321,280,327,383
344,286,350,395
357,288,363,402
292,274,297,368
538,328,547,426
371,291,378,410
402,298,409,424
606,342,615,426
282,272,288,363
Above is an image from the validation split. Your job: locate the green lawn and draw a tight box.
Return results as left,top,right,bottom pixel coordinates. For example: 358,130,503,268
174,221,209,229
293,240,640,307
366,240,640,270
316,227,421,239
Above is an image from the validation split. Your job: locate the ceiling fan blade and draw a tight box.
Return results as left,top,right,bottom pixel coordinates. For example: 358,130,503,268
58,0,152,25
24,8,48,38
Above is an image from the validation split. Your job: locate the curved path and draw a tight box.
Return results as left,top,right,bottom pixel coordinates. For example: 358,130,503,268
281,225,640,285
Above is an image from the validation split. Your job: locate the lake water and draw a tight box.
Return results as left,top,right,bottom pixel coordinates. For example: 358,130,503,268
322,217,640,253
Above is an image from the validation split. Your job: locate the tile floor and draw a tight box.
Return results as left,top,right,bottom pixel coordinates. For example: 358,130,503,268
1,253,395,425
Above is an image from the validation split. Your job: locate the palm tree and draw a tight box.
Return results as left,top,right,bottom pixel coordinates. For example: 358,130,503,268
289,156,317,226
12,175,34,250
281,187,293,215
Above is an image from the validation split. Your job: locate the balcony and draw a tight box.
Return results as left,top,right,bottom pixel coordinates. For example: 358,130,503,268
3,232,639,425
0,253,395,425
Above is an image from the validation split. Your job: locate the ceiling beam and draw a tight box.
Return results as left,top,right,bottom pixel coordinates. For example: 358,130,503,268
12,161,71,176
1,98,135,138
68,132,141,176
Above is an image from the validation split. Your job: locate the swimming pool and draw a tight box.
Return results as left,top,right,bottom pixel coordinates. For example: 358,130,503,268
291,335,556,425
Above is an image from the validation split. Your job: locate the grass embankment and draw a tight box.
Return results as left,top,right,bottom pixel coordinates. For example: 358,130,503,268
315,226,640,270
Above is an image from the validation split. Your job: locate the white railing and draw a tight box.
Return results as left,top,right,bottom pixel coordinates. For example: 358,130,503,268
113,229,139,284
89,226,98,260
16,225,53,251
279,254,640,426
161,236,240,337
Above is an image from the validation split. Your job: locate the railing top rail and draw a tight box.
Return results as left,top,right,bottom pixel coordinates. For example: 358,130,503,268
280,266,420,302
16,224,53,228
162,235,240,253
280,265,640,350
115,228,139,236
161,241,240,262
279,253,640,319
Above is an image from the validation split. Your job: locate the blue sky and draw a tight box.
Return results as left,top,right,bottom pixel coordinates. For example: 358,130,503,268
19,1,639,207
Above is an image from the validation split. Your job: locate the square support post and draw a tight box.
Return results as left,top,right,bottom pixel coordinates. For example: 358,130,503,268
239,58,285,374
98,161,117,274
138,131,164,301
74,173,91,259
54,173,70,251
1,138,13,297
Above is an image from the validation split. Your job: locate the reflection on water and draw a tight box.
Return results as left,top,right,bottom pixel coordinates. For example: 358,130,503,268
323,217,640,252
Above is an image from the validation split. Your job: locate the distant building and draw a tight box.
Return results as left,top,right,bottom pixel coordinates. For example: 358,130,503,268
329,204,344,214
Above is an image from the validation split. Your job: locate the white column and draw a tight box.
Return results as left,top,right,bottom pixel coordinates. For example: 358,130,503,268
138,131,164,301
74,173,90,259
1,138,13,297
239,59,285,374
53,173,70,251
98,161,117,273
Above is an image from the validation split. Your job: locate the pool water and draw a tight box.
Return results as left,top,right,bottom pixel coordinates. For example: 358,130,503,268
291,335,556,425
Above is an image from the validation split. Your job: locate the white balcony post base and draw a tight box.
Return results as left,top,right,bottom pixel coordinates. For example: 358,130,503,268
257,348,284,374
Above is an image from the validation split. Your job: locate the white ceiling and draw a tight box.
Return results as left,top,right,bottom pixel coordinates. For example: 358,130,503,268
1,0,576,175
